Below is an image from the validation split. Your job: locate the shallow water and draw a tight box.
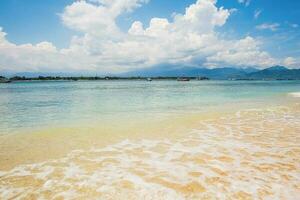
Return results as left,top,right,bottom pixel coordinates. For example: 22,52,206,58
0,80,300,199
1,80,300,134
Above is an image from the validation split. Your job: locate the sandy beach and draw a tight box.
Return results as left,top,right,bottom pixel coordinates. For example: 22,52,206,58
1,98,299,199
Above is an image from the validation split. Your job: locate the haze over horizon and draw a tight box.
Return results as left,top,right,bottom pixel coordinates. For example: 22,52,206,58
0,0,300,74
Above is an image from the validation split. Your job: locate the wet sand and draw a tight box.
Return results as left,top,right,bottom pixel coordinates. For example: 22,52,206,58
0,102,300,199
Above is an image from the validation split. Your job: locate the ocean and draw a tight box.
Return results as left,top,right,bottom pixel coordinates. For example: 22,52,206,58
0,80,299,199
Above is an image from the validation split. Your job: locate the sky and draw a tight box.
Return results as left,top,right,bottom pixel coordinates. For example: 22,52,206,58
0,0,299,73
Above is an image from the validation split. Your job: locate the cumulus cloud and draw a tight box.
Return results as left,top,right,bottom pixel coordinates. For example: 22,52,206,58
62,0,149,38
0,28,64,72
256,23,280,31
206,37,278,67
0,0,294,73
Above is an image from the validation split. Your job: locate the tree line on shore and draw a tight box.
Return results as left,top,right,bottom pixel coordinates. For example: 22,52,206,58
0,75,209,82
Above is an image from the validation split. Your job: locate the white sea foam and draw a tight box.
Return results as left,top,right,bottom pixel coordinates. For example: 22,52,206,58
0,107,300,199
289,92,300,97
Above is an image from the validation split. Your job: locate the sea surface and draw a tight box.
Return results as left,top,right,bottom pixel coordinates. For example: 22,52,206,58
0,80,299,199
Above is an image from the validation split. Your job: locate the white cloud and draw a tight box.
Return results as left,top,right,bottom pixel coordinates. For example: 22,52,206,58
254,9,262,19
206,36,278,67
282,57,299,68
291,24,299,28
238,0,251,7
0,0,294,73
62,0,149,38
229,8,238,14
256,23,280,31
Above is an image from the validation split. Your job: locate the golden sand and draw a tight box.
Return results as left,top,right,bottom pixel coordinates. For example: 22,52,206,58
0,103,300,199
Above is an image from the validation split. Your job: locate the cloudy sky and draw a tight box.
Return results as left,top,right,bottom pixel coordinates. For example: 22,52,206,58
0,0,299,73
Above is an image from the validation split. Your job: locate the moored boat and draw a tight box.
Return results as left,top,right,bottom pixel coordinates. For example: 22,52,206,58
177,77,190,81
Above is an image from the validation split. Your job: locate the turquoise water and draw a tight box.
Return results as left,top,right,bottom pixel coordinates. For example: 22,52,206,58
0,80,299,133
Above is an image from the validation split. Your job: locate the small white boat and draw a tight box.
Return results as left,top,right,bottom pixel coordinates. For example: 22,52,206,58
177,77,190,81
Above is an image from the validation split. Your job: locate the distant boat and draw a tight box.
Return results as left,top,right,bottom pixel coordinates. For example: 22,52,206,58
197,77,209,80
147,78,152,81
177,77,190,81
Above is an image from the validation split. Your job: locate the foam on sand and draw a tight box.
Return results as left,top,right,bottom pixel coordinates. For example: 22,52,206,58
0,106,300,199
289,92,300,97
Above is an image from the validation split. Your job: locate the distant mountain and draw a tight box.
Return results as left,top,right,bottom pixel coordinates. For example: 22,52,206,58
122,66,259,80
2,65,300,80
123,65,300,80
264,66,288,71
243,67,261,73
243,66,300,80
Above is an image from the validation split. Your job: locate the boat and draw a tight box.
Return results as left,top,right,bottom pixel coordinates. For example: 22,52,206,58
177,77,190,81
147,78,152,81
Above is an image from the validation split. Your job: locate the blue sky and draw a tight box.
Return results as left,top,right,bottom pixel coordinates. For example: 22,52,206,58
0,0,299,72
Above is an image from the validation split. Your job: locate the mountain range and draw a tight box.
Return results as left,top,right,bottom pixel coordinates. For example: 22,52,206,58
238,66,300,80
1,66,300,80
122,65,300,80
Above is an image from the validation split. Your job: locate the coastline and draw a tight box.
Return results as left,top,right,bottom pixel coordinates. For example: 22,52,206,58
0,97,298,171
0,109,233,171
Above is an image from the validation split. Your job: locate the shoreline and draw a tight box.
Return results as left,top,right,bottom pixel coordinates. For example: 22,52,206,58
0,99,298,171
2,78,300,84
0,109,230,171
